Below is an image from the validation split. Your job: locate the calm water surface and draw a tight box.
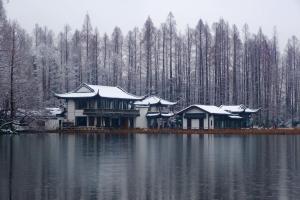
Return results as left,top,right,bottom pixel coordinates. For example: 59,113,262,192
1,133,300,200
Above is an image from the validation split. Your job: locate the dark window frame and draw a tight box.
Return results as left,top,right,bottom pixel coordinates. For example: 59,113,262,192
75,100,88,110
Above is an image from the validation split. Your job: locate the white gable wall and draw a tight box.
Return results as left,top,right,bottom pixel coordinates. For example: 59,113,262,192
135,107,149,128
76,86,92,93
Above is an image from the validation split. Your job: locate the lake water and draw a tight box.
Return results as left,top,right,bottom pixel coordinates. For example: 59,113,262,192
1,133,300,200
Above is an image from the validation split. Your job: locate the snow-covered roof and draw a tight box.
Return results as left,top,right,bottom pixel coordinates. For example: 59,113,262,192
178,105,231,115
146,112,175,118
219,105,246,113
161,113,175,117
228,115,243,119
134,95,177,106
146,113,160,117
220,105,260,113
55,83,143,100
45,107,64,116
245,108,261,113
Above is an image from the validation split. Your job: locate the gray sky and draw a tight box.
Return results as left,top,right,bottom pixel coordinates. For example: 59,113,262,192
4,0,300,48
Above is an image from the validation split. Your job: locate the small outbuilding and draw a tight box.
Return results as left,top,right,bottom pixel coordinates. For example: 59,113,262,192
177,105,231,129
134,95,177,128
219,105,260,128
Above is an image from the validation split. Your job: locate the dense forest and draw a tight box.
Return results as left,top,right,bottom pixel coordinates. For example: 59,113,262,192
0,0,299,127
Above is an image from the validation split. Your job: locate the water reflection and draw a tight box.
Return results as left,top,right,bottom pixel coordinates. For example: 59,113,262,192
0,134,300,200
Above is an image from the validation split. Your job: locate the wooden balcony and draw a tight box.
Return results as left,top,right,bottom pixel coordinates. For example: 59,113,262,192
83,108,140,117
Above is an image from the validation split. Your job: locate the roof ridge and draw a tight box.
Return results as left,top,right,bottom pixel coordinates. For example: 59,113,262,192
116,85,144,99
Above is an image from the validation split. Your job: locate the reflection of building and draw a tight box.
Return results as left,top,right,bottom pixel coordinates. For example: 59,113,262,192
55,83,143,128
134,96,177,128
178,104,260,129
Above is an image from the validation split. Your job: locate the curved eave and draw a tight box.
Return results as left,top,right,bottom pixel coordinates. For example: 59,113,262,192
115,86,145,100
244,109,261,113
213,113,231,116
160,102,177,106
135,95,177,106
146,113,175,118
54,93,98,99
54,93,143,100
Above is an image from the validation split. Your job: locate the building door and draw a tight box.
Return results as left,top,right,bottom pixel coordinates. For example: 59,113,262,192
96,117,102,127
129,118,134,128
187,118,191,129
199,119,204,129
59,120,62,130
104,117,110,128
88,117,95,127
121,118,128,129
112,118,119,128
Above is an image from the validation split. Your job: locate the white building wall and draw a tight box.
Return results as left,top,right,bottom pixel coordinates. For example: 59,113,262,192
67,99,87,125
204,114,208,129
183,117,187,129
67,99,76,122
135,106,149,128
182,108,215,130
45,118,63,130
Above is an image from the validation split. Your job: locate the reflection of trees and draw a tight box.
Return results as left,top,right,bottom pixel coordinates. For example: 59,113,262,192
2,134,300,199
9,135,13,200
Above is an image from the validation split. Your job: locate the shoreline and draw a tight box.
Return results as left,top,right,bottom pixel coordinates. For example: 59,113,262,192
15,128,300,135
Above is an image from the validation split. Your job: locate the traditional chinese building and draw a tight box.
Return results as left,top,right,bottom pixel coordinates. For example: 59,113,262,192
55,83,143,128
177,105,231,129
177,104,260,129
134,96,177,128
219,105,260,128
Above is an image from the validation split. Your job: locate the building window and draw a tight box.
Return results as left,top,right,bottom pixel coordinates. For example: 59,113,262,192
124,102,128,110
98,99,105,109
99,99,111,109
113,100,119,109
75,117,87,127
75,100,87,110
105,100,111,109
88,100,95,109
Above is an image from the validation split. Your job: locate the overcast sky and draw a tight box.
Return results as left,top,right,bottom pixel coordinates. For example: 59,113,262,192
4,0,300,48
